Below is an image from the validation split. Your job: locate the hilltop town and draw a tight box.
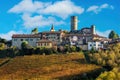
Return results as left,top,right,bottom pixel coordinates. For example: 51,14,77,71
0,0,120,79
12,16,111,50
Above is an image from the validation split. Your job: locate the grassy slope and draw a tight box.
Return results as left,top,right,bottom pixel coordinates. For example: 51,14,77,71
0,53,101,80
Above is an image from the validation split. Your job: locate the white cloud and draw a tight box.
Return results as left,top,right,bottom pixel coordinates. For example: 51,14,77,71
22,13,65,28
86,6,99,14
8,0,84,28
100,4,109,9
87,3,114,14
38,0,84,19
8,0,50,14
0,31,23,40
9,0,84,19
110,5,114,9
96,30,111,37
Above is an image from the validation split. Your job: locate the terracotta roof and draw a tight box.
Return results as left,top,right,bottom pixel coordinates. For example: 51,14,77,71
100,38,111,41
88,38,110,42
41,31,62,34
65,34,105,37
88,39,103,42
93,34,105,38
12,34,41,38
65,34,92,37
36,40,52,43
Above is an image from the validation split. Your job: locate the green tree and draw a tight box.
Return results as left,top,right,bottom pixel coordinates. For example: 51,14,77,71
90,47,96,53
0,43,5,50
21,41,29,50
64,45,71,53
108,30,119,39
116,34,119,38
21,41,32,55
70,46,76,52
0,37,7,43
31,28,38,34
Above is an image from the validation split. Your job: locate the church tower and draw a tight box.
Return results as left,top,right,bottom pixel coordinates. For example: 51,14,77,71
50,24,55,32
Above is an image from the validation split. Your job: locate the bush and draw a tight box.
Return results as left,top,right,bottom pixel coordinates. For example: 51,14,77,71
96,68,120,80
0,46,20,58
35,47,41,54
87,43,120,68
0,43,5,50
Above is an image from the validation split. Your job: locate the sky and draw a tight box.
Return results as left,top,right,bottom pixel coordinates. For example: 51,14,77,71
0,0,120,40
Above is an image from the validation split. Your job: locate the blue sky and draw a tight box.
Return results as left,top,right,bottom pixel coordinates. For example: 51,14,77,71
0,0,120,40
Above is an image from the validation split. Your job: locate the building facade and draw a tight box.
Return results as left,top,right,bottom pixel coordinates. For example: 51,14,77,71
12,25,65,49
12,34,41,49
36,40,53,48
88,40,103,50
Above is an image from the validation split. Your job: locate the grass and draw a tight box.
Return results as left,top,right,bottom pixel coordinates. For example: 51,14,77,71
0,53,101,80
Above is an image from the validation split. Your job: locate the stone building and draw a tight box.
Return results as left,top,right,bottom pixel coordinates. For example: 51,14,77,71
62,21,108,50
39,25,65,45
36,40,53,48
12,25,65,49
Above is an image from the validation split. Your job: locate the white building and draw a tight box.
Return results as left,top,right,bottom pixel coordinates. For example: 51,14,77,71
88,40,104,50
12,34,41,49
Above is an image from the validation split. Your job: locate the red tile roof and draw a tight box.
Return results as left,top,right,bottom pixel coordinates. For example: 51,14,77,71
65,34,105,38
12,34,41,38
36,40,52,43
41,31,62,34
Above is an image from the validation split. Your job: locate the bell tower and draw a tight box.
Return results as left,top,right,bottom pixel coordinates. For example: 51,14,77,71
50,24,55,32
71,16,78,31
91,25,96,34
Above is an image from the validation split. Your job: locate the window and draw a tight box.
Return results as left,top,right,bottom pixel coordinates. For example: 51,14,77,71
94,44,96,46
25,39,29,41
44,43,46,46
46,43,48,46
39,43,40,46
14,39,17,41
30,39,33,41
21,39,23,41
90,44,92,46
37,38,39,41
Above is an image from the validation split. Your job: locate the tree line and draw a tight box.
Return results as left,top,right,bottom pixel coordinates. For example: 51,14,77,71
0,41,82,58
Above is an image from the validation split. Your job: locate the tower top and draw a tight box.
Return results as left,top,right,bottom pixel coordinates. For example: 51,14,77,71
50,24,55,32
91,25,96,34
91,25,95,28
71,16,78,31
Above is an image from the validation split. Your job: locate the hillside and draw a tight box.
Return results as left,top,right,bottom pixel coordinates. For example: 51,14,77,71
0,53,101,80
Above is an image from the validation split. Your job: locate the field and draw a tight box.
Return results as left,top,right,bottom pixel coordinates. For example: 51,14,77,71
0,53,101,80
